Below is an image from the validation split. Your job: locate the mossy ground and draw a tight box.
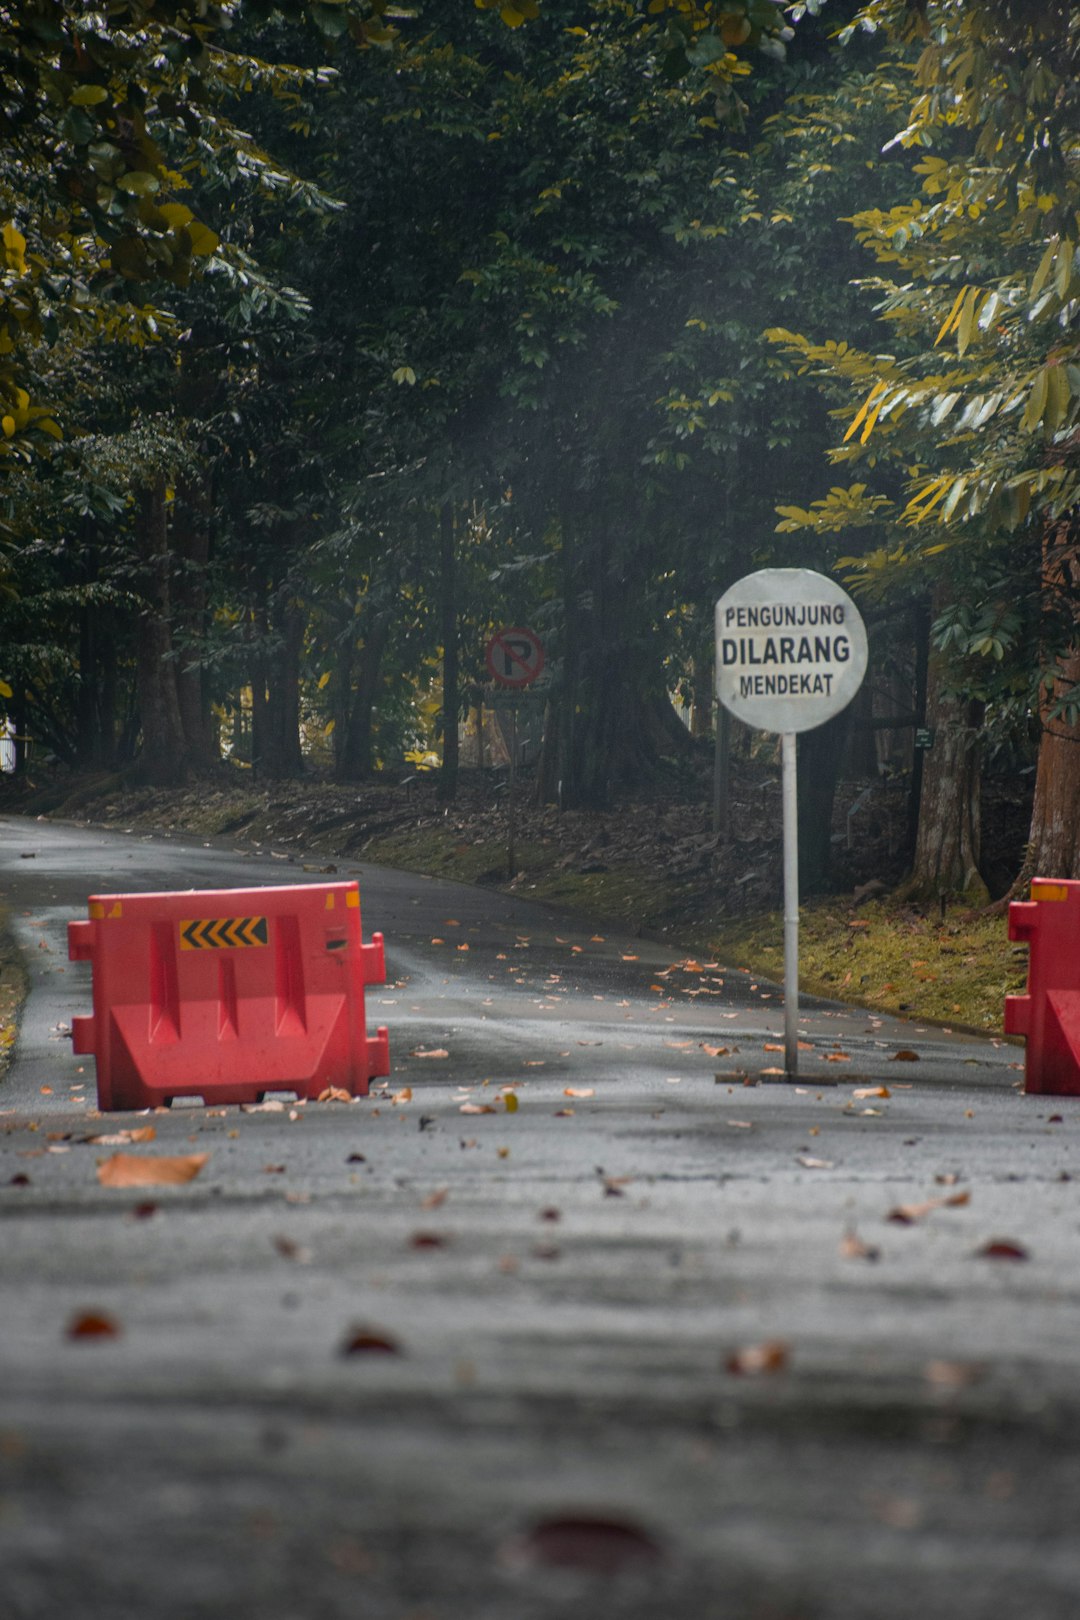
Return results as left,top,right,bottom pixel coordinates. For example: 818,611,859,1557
1,765,1029,1036
0,907,28,1077
711,898,1025,1032
366,827,1024,1033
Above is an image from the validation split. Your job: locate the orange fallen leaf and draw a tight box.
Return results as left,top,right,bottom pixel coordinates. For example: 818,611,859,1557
411,1048,448,1060
317,1086,353,1104
564,1087,594,1098
725,1339,789,1376
554,1108,575,1117
96,1153,209,1188
840,1230,880,1261
420,1187,449,1210
391,1087,413,1104
459,1103,496,1115
67,1310,121,1340
824,1052,852,1064
86,1126,157,1146
853,1086,891,1099
763,1043,784,1053
888,1190,970,1225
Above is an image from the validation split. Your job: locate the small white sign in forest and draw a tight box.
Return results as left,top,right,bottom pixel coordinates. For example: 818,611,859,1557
714,568,868,1083
715,568,868,733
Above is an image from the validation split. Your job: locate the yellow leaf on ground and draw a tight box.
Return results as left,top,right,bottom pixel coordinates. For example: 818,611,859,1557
96,1153,208,1187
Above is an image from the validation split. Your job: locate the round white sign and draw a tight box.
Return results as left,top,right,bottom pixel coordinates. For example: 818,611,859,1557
715,568,867,734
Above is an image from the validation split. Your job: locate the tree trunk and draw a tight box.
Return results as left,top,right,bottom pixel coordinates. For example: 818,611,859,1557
437,504,459,802
259,598,304,780
336,612,390,782
172,478,217,770
134,478,187,786
798,707,852,894
908,592,987,902
1025,523,1080,879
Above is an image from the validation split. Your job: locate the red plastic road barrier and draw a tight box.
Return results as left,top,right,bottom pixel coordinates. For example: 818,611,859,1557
1005,878,1080,1096
68,882,389,1111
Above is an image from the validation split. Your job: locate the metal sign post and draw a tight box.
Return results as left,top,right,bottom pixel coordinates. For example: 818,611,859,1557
485,626,546,882
715,570,868,1081
781,730,799,1078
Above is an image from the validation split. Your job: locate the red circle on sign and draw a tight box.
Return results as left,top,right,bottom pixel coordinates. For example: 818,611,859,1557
485,626,546,689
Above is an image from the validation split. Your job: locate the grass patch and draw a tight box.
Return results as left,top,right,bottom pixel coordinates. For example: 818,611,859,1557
713,897,1027,1031
0,905,29,1078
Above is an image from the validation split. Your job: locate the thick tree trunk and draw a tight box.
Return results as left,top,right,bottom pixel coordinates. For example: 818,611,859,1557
437,504,459,802
259,599,304,780
134,478,187,786
1025,524,1080,879
907,593,986,902
336,613,390,783
798,708,852,894
76,606,118,770
172,479,218,770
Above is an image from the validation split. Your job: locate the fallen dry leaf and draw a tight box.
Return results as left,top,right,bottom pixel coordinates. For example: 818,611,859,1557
725,1340,790,1376
891,1049,921,1062
410,1048,448,1060
924,1359,985,1388
272,1235,312,1263
67,1310,121,1341
340,1328,401,1356
96,1153,209,1188
796,1155,834,1170
554,1108,575,1117
853,1086,891,1100
824,1052,852,1064
420,1187,449,1210
390,1087,413,1105
509,1515,663,1575
564,1087,594,1099
975,1238,1029,1261
460,1103,496,1115
85,1126,157,1146
317,1087,353,1104
763,1042,784,1053
888,1190,970,1225
409,1232,448,1250
839,1229,880,1262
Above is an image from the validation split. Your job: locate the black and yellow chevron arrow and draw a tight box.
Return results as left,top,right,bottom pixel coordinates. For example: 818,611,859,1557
179,916,269,950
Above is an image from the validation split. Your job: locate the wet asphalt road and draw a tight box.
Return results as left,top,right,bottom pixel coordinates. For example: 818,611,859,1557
2,817,1078,1620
